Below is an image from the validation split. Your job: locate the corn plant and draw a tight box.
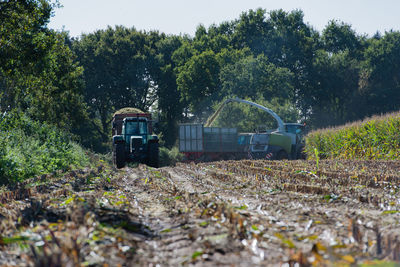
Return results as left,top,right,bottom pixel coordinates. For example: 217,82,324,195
305,112,400,160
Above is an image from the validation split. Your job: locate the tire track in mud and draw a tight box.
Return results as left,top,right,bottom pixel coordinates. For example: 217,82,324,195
119,165,256,266
121,160,400,266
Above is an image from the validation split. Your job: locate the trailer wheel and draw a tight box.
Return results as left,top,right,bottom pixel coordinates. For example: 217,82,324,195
147,142,159,168
113,143,126,168
276,150,288,160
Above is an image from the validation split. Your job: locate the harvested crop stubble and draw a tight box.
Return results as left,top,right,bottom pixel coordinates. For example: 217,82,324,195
1,159,400,266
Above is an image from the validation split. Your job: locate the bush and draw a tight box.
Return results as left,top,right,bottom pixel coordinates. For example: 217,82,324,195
159,146,184,167
0,111,89,185
305,112,400,160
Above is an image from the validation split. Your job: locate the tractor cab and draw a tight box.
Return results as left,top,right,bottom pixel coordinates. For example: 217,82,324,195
284,123,306,159
122,117,149,156
285,123,305,135
284,123,305,143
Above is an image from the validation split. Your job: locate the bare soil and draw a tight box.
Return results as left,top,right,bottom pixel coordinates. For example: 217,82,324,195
1,159,400,266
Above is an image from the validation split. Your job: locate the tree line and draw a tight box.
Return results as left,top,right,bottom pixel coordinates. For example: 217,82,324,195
2,1,400,152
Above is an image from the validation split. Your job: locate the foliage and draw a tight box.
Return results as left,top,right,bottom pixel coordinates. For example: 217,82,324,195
322,20,363,56
70,7,400,152
0,0,88,131
219,54,294,100
176,49,221,119
4,1,400,157
71,27,163,147
159,146,184,167
359,31,400,116
154,36,185,147
305,112,400,160
309,50,360,127
0,111,89,184
212,97,299,132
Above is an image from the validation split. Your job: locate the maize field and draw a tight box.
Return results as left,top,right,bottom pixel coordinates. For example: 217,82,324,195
306,112,400,160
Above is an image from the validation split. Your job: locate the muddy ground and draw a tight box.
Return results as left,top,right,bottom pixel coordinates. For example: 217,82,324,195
1,159,400,266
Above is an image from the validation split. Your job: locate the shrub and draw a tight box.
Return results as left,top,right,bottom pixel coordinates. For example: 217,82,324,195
0,111,89,185
159,146,184,167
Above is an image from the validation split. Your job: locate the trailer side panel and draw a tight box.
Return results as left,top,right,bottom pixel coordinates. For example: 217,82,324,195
179,124,203,152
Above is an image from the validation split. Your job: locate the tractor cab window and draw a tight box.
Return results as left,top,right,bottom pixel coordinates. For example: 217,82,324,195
285,124,304,135
238,134,251,145
125,121,147,135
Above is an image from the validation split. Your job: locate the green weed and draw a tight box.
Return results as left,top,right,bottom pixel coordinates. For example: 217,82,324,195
159,146,184,166
191,251,203,260
314,148,320,171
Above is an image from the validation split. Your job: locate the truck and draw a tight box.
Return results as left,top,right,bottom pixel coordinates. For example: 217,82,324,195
112,108,159,168
179,98,306,161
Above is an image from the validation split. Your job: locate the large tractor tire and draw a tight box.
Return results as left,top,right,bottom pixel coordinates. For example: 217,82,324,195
113,143,126,168
276,150,288,160
297,144,307,160
147,142,159,168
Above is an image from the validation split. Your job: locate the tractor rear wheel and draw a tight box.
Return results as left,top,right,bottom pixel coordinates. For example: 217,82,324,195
147,142,159,168
113,143,125,168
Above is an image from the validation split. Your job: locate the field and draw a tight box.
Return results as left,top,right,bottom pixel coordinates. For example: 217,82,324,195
306,112,400,161
1,159,400,266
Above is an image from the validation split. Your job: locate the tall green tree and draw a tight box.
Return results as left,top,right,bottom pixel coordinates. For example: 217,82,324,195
68,6,400,148
310,50,360,127
232,9,278,57
269,9,319,118
154,36,184,147
176,50,221,120
322,20,364,58
72,26,162,144
0,0,87,131
359,31,400,115
220,54,294,100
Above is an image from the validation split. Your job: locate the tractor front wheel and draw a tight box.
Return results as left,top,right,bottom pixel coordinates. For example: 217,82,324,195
147,142,159,168
276,150,288,160
113,143,125,168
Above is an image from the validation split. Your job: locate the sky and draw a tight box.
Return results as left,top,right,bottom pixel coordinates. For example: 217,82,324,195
48,0,400,38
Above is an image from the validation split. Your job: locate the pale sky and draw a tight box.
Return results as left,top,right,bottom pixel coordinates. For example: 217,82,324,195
48,0,400,37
